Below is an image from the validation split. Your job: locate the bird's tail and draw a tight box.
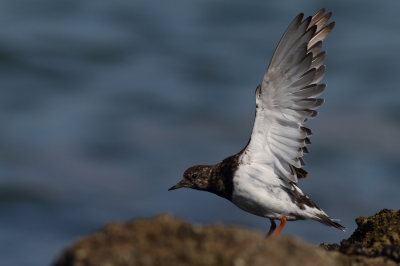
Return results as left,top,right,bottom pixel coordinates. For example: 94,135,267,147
313,213,346,231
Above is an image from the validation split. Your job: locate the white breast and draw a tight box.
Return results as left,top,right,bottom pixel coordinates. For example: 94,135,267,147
231,163,307,221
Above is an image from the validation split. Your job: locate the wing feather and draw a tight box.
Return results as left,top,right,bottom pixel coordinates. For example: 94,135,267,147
310,51,326,70
289,68,316,92
268,14,305,70
310,12,333,32
270,134,306,148
240,9,334,183
288,84,325,101
307,41,323,57
308,8,326,29
309,22,335,48
312,65,326,84
291,98,324,110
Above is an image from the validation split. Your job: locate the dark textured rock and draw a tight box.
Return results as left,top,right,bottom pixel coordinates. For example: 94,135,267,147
344,209,400,253
322,209,400,263
339,242,368,256
319,242,340,251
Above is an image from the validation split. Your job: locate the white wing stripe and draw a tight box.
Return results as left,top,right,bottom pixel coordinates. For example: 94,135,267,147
275,157,297,182
270,134,306,148
270,123,307,139
270,138,303,158
280,108,313,123
270,144,301,168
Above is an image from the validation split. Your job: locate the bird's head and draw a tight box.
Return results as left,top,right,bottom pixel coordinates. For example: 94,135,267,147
168,165,213,191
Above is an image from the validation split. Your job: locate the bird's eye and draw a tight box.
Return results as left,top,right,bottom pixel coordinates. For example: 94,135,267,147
191,174,197,179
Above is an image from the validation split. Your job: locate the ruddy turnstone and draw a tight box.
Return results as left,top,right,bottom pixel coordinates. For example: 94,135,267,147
169,9,345,238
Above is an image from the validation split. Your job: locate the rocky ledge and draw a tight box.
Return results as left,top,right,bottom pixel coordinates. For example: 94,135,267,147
321,208,400,263
53,209,400,266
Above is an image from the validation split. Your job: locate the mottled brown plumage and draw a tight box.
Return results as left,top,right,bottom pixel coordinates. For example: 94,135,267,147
168,155,238,201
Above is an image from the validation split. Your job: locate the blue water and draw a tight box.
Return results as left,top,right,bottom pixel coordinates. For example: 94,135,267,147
1,1,400,265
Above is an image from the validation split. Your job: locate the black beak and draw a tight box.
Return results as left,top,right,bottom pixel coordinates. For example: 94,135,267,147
168,179,187,191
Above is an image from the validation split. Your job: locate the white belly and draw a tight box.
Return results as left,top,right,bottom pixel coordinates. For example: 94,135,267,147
231,164,303,220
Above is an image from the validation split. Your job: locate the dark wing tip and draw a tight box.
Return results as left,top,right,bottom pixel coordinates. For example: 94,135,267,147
294,166,308,178
314,213,346,231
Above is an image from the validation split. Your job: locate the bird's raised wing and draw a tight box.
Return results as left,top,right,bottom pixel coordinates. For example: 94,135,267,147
241,9,335,183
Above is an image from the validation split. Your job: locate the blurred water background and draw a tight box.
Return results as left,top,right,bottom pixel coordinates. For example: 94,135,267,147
1,1,400,265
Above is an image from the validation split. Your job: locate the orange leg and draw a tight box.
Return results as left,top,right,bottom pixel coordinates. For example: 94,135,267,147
273,216,287,237
264,219,277,239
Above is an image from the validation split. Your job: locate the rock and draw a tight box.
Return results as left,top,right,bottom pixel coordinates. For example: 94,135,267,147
319,242,340,251
344,209,400,253
53,214,340,266
52,212,400,266
322,209,400,264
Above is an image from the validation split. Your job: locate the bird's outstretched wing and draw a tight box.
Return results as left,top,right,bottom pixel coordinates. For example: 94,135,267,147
240,9,335,183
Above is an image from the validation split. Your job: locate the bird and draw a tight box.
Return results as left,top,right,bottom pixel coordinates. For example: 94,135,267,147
168,9,345,238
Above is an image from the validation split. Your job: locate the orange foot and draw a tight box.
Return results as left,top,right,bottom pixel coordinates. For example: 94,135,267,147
264,216,287,239
274,216,287,237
